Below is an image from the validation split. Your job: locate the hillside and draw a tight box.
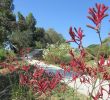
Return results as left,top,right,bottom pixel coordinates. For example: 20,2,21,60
86,37,110,58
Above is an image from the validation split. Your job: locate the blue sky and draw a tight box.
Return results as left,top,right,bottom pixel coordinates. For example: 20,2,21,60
13,0,110,47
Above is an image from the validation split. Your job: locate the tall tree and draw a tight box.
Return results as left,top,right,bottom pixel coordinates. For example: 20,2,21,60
33,27,48,48
17,12,27,31
26,13,36,32
0,0,16,44
33,27,45,41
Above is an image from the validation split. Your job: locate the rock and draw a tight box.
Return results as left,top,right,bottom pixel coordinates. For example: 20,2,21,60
26,49,43,59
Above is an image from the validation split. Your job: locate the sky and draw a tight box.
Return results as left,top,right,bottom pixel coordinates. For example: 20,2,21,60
13,0,110,47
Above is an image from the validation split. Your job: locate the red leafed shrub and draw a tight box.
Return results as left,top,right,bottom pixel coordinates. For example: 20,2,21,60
19,67,62,95
61,3,110,100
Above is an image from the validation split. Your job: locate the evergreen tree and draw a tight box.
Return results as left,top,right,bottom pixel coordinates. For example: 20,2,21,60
0,0,16,44
26,13,36,32
17,12,27,31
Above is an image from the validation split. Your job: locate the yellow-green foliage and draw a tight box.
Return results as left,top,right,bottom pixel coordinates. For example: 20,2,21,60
86,37,110,61
43,43,72,64
0,48,16,61
0,48,6,60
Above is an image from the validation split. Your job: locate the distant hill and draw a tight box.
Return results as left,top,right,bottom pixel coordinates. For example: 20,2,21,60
102,37,110,45
86,37,110,59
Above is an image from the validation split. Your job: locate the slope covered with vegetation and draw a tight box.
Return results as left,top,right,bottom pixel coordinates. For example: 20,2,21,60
86,37,110,59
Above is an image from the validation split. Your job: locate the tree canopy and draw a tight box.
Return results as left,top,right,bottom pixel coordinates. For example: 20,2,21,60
0,0,66,50
0,0,16,44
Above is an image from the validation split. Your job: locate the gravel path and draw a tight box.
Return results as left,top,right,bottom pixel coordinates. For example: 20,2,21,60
27,59,110,100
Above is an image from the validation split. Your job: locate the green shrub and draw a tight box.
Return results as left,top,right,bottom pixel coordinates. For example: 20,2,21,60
0,48,16,61
86,37,110,60
0,48,6,61
43,43,72,64
35,41,43,49
6,50,16,58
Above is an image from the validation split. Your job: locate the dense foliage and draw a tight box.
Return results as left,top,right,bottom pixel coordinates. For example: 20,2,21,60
43,43,72,64
86,37,110,60
0,0,16,44
0,0,65,50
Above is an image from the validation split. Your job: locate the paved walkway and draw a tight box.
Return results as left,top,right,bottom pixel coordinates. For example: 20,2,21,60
27,59,110,100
